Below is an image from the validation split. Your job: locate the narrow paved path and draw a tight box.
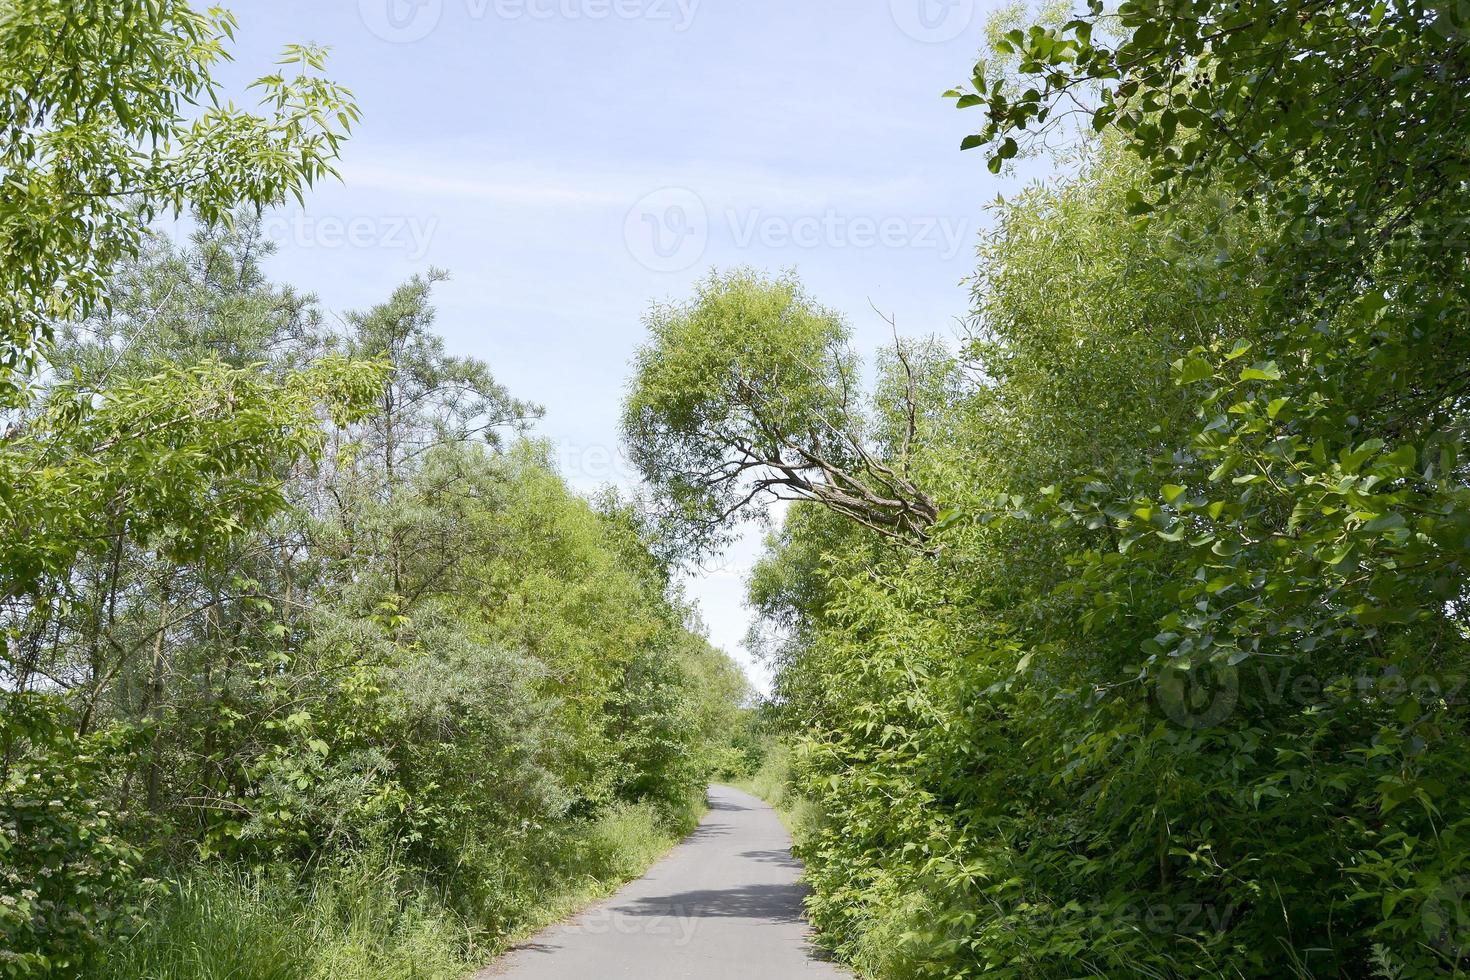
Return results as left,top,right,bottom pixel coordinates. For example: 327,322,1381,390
479,784,849,979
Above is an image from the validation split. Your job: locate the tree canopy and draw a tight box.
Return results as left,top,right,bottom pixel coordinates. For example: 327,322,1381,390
0,0,358,401
624,269,940,553
0,7,755,975
624,2,1470,976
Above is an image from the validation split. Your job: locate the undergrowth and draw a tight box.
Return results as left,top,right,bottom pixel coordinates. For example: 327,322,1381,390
92,800,697,980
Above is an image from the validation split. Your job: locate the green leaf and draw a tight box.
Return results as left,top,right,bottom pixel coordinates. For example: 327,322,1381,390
1239,361,1282,382
1174,355,1215,385
1363,512,1405,533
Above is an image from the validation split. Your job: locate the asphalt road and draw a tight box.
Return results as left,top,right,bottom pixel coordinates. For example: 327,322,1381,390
479,784,850,979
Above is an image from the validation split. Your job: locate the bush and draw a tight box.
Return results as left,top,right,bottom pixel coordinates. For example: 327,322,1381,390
0,697,149,977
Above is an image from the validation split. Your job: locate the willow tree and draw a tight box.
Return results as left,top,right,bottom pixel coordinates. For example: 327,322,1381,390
623,269,941,555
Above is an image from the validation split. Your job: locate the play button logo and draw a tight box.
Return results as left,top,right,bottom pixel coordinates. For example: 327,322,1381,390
889,0,975,43
360,0,444,43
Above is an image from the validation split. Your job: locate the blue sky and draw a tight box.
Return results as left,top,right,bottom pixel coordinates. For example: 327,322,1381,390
220,0,1038,691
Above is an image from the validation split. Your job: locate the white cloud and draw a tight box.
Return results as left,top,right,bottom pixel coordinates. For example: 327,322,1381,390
344,154,933,214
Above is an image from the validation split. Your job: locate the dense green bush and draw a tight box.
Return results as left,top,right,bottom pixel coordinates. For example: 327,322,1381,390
0,221,748,975
717,140,1470,976
0,699,150,976
94,802,687,980
0,4,748,975
625,2,1470,963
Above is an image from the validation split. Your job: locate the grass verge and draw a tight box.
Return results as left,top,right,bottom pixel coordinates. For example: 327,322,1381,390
91,799,704,980
733,744,815,841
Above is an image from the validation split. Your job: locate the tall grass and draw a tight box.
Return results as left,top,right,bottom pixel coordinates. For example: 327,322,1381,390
94,861,468,980
737,744,818,841
94,801,697,980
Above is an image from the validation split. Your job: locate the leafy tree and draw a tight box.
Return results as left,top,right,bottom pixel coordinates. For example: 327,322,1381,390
624,269,940,554
0,354,383,967
0,6,752,975
3,221,752,972
339,272,542,491
51,215,327,384
0,0,357,401
321,272,543,599
954,0,1470,237
660,135,1470,978
627,6,1470,977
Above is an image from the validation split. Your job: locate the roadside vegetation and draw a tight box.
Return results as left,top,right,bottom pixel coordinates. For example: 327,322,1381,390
625,2,1470,977
6,1,1470,979
0,5,752,977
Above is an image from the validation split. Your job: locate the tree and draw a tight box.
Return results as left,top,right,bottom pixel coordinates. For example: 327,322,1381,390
340,272,542,492
50,214,327,385
322,273,542,597
728,120,1470,974
951,0,1470,496
623,269,940,553
953,0,1470,217
0,0,358,401
2,216,754,973
0,353,383,968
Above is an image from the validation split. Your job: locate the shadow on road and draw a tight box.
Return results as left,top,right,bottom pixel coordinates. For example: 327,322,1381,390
614,883,809,923
481,787,851,977
739,848,802,869
683,822,732,842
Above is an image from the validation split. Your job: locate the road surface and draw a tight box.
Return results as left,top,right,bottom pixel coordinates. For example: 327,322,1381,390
479,784,849,979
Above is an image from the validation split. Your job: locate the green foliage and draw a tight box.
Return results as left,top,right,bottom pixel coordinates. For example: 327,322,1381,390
93,862,468,980
623,269,939,552
93,800,691,980
0,1,357,400
612,5,1470,976
0,355,383,600
0,7,749,976
650,124,1470,980
0,696,149,976
953,0,1470,236
1,180,747,980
